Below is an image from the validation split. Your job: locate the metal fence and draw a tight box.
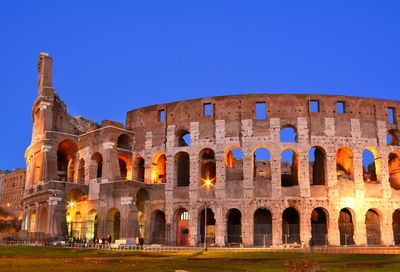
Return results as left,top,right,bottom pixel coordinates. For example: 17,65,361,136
254,224,272,246
282,224,300,244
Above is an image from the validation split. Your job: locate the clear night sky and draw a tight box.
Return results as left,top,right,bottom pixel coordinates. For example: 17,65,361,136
1,1,399,170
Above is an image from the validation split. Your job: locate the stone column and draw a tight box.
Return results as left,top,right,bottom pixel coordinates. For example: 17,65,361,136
242,205,253,246
215,151,226,199
102,141,118,182
272,209,282,245
189,206,198,246
298,152,310,197
354,211,367,246
300,207,311,246
214,204,225,246
144,132,153,183
270,151,282,199
327,209,340,246
34,202,40,233
98,200,107,238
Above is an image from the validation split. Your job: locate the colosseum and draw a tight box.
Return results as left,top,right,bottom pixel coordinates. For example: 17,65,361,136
21,52,400,247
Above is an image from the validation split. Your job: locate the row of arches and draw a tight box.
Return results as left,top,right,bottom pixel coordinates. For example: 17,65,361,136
54,138,400,190
53,206,400,246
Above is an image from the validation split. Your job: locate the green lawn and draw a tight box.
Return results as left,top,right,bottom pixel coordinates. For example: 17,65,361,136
0,246,400,271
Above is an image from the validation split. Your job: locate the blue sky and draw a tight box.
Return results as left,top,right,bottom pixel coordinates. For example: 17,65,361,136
0,1,399,169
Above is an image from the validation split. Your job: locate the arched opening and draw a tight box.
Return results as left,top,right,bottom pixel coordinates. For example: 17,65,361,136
282,207,300,244
225,147,244,181
387,129,400,146
117,134,132,150
227,209,242,245
152,210,166,244
253,147,271,180
39,208,48,233
365,209,381,245
199,207,216,244
136,189,149,238
57,140,78,182
336,147,353,180
200,148,216,186
176,129,191,147
280,126,297,143
309,147,326,185
106,208,120,242
86,209,99,240
392,209,400,245
338,208,355,245
77,159,85,184
362,149,378,182
253,208,272,246
176,209,190,246
33,155,42,185
389,152,400,190
311,208,328,245
90,152,103,179
71,211,82,240
133,156,145,182
176,152,190,186
118,154,132,180
281,149,299,187
152,152,167,183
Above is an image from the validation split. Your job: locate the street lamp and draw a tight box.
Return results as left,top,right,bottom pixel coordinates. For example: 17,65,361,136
201,177,214,251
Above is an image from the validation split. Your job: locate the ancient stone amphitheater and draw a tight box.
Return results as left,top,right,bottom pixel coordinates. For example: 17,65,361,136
21,53,400,247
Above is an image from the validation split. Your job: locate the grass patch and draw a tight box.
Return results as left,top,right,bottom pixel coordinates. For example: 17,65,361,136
0,246,400,271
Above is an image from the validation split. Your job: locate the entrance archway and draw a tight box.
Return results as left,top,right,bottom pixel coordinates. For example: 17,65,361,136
227,209,242,245
311,208,328,245
393,209,400,245
199,207,215,244
253,208,272,246
176,209,190,246
151,210,166,244
365,209,381,245
338,208,355,245
282,207,300,244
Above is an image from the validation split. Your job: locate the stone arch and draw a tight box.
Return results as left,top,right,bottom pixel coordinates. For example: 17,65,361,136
90,152,103,179
225,146,244,181
388,151,400,190
175,208,190,246
39,207,48,233
336,147,353,180
392,209,400,245
151,210,166,244
151,152,166,183
338,208,355,245
227,208,242,245
282,207,300,244
253,146,271,180
86,209,99,240
387,129,400,146
253,208,272,246
311,207,328,245
176,129,191,147
365,208,382,245
281,148,299,187
57,140,78,182
136,189,149,237
118,154,132,180
280,125,297,143
77,158,85,184
362,148,381,182
72,211,83,239
106,208,120,241
198,207,216,244
175,151,190,187
309,146,326,185
133,155,145,182
199,148,216,186
117,134,132,150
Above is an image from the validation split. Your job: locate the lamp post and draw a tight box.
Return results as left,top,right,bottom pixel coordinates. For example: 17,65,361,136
202,178,213,251
204,202,207,251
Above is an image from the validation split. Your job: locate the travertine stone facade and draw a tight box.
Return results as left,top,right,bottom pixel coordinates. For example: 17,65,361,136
21,53,400,247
